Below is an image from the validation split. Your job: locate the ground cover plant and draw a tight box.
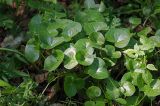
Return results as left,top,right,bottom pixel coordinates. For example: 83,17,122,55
1,0,160,105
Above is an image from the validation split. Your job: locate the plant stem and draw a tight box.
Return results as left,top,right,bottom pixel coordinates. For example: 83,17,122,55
136,95,146,105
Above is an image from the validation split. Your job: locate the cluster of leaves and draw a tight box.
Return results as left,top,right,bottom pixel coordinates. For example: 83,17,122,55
1,0,160,105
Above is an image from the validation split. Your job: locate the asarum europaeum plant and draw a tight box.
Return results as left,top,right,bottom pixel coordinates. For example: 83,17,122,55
23,1,160,105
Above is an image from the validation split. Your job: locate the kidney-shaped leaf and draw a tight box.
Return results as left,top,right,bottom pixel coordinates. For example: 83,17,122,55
86,57,109,79
62,21,82,39
105,28,131,48
25,38,40,63
75,39,94,54
44,50,64,72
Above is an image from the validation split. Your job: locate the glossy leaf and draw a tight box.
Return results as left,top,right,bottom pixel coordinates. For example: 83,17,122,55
105,28,131,48
87,58,109,79
62,21,82,39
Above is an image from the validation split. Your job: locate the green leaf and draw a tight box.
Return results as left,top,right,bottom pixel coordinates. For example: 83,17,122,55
84,22,108,35
95,101,105,106
75,9,105,23
64,75,77,97
89,32,105,45
105,28,131,48
76,50,94,66
138,27,152,37
64,45,78,69
74,39,94,54
84,101,95,106
105,78,120,99
112,51,121,59
74,77,85,90
44,50,64,71
150,35,160,47
129,17,141,26
64,74,84,97
142,79,160,97
62,21,82,39
143,6,151,16
125,96,139,106
120,81,135,96
0,80,11,87
86,86,101,98
25,38,40,62
87,58,109,79
115,98,127,105
142,70,152,84
38,24,64,49
104,45,115,56
29,15,42,33
147,64,158,71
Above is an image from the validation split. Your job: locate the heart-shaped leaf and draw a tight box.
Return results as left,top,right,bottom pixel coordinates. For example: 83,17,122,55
64,74,84,97
86,58,109,79
105,28,131,48
74,39,94,54
62,21,82,39
44,50,64,72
